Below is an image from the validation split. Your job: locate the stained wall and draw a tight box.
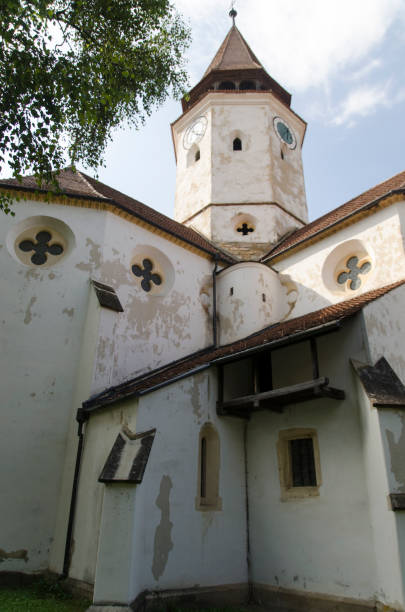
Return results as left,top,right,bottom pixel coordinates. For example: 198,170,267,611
0,196,213,575
247,318,378,603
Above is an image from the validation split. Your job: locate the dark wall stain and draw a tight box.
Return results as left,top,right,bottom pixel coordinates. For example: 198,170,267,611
0,548,28,563
152,475,173,581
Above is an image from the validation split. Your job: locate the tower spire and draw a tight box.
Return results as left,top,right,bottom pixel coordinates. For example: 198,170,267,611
229,1,237,26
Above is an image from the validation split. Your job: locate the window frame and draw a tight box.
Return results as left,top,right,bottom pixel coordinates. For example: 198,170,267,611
196,423,222,511
277,428,322,501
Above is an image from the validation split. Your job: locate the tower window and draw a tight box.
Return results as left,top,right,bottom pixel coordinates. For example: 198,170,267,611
239,80,256,90
196,423,221,511
237,222,254,236
280,149,284,160
195,149,200,162
233,137,242,151
219,81,236,90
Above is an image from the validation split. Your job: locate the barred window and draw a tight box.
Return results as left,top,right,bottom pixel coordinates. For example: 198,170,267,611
277,429,321,501
289,438,317,487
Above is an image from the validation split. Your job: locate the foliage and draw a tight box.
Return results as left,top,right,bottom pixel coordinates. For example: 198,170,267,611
0,581,90,611
0,0,191,212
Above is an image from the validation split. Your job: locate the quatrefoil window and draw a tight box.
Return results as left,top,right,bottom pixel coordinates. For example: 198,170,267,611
237,223,254,236
18,230,64,265
132,258,162,292
337,256,371,291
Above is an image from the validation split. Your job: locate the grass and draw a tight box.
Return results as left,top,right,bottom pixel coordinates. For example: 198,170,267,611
0,579,90,611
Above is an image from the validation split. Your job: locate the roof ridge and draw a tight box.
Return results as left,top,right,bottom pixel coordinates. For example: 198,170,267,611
263,168,405,261
203,25,263,77
75,169,108,200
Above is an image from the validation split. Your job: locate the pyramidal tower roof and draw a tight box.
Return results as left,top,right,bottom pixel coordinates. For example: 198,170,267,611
203,25,263,77
182,21,291,112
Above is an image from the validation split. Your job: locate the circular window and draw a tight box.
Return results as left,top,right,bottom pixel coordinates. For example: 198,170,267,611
130,245,174,297
7,216,75,268
322,239,373,295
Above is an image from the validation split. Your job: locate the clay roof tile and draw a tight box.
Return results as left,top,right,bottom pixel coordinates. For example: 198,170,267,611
265,169,405,261
0,168,235,263
83,278,405,412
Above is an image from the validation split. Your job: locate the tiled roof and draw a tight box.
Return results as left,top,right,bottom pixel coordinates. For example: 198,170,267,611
0,167,107,200
0,168,236,264
203,26,263,77
264,169,405,262
83,279,405,413
181,26,291,111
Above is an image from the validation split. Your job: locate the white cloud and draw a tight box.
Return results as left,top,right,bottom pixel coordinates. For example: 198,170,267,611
174,0,405,91
348,59,382,81
333,82,391,126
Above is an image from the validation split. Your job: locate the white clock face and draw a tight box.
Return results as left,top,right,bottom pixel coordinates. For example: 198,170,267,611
183,116,208,150
273,116,296,149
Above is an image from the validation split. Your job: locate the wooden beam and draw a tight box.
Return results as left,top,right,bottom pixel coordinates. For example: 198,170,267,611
217,377,345,414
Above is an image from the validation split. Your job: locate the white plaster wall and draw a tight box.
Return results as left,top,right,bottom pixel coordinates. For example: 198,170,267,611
247,319,378,602
0,198,105,572
75,370,247,605
0,194,213,575
359,285,405,608
49,287,104,574
89,211,214,393
354,378,405,609
274,203,405,319
174,105,212,223
363,282,405,383
217,262,288,344
68,400,138,585
209,204,303,246
173,92,308,239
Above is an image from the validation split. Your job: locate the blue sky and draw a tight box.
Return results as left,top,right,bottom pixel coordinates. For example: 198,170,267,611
96,0,405,223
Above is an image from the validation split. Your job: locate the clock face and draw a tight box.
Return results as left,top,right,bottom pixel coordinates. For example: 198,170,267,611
183,116,208,150
273,117,296,149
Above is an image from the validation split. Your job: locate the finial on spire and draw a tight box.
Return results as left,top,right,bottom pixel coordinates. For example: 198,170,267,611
229,1,237,25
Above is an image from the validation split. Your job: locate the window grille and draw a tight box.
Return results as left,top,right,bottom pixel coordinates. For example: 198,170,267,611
289,438,317,487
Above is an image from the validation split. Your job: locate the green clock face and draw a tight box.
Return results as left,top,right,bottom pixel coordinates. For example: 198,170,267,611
273,117,296,149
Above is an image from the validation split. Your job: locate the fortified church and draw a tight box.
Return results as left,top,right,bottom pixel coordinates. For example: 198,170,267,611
3,14,405,612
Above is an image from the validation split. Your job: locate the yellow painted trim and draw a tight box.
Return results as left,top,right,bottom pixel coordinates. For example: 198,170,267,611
269,193,405,264
2,188,213,261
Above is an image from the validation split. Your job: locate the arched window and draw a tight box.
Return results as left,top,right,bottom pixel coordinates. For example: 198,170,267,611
219,81,236,90
196,423,221,510
187,144,200,167
239,80,256,90
233,137,242,151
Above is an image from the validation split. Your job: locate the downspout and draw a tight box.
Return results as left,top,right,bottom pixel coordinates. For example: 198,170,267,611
62,408,88,578
213,255,219,347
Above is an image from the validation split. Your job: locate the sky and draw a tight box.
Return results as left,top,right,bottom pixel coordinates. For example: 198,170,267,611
95,0,405,222
9,0,405,223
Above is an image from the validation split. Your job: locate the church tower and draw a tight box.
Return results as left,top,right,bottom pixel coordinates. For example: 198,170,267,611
172,11,308,259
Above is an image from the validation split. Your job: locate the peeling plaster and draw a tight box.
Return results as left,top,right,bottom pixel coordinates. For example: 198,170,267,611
24,269,40,281
0,548,28,563
152,475,173,581
75,238,102,272
190,373,205,422
386,415,405,492
62,307,75,318
24,296,37,324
